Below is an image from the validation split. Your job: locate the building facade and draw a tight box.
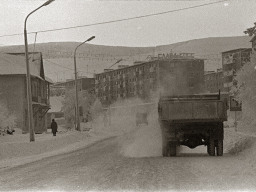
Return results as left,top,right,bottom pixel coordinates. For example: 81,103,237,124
222,48,251,92
95,54,205,106
51,77,95,95
0,52,51,133
204,69,224,93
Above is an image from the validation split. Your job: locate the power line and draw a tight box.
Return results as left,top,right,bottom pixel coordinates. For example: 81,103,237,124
0,32,36,38
0,0,227,38
44,59,73,70
34,0,227,34
44,59,96,74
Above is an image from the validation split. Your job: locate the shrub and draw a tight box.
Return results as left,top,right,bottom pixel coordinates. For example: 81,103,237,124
0,102,17,131
233,54,256,133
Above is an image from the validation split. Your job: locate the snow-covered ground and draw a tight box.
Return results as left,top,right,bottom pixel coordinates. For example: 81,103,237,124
0,124,116,170
1,115,256,176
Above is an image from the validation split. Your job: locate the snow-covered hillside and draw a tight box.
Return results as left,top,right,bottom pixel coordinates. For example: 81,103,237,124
0,36,251,81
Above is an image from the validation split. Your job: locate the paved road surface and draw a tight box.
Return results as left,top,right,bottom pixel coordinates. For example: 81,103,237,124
0,136,255,191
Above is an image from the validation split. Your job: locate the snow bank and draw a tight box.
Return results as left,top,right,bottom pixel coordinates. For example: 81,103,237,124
0,131,88,160
224,129,256,155
225,128,256,168
0,128,115,169
223,129,256,176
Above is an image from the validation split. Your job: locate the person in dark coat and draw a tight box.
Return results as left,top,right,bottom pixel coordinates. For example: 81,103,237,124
51,119,58,136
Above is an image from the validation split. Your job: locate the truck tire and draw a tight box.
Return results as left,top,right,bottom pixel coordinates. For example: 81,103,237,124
216,140,223,156
162,133,168,157
162,140,168,157
208,139,215,156
160,120,169,157
169,143,176,157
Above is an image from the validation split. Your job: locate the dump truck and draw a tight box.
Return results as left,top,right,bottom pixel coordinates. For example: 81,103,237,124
158,92,227,157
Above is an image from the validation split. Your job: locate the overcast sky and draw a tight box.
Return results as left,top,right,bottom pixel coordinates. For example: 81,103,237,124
0,0,255,47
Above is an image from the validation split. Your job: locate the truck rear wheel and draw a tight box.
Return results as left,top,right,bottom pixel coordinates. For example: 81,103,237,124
160,120,169,157
208,139,215,156
162,141,168,157
216,140,223,156
169,143,176,157
162,133,168,157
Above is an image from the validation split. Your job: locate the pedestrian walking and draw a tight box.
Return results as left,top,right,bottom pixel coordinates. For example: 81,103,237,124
51,119,58,136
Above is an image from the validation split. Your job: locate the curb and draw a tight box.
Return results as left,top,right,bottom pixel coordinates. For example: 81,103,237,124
0,134,116,171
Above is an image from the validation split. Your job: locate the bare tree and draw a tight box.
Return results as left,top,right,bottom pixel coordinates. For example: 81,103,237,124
61,88,99,129
232,41,256,132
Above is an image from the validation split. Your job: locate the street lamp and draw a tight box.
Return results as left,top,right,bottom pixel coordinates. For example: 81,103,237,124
74,36,95,131
24,0,55,142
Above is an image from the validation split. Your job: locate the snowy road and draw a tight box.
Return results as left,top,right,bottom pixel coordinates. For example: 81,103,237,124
0,136,256,191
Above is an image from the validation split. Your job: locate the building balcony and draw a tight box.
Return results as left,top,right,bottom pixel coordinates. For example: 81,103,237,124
32,96,49,105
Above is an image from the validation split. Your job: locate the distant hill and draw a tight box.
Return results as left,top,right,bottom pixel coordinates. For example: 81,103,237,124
0,36,252,82
157,36,252,55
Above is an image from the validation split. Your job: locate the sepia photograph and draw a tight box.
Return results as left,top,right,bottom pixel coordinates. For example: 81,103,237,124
0,0,256,191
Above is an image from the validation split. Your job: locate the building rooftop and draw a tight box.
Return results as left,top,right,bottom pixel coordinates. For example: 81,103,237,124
0,52,45,80
222,48,252,54
96,57,203,75
45,76,54,84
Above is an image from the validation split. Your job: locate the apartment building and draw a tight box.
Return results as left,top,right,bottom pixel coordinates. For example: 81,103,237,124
50,77,95,96
95,54,205,106
222,48,251,92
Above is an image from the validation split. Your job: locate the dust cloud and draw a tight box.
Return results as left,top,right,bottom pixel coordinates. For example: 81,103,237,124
119,109,162,158
90,98,163,158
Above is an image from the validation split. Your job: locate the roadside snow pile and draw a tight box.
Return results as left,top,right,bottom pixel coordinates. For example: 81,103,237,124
0,130,87,160
0,128,113,169
224,129,256,175
224,129,256,155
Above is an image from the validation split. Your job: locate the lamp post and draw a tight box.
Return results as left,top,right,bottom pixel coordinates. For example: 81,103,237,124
24,0,55,142
74,36,95,131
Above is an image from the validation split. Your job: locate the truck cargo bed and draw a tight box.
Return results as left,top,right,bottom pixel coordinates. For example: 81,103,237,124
158,93,227,156
158,93,227,122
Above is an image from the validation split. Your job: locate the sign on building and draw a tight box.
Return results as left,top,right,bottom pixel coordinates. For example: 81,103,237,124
230,96,242,111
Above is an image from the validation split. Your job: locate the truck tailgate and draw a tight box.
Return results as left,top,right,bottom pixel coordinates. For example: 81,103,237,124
160,100,226,121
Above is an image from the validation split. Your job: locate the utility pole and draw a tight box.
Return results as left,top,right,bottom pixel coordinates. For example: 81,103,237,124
24,0,55,142
74,36,95,131
24,28,35,142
